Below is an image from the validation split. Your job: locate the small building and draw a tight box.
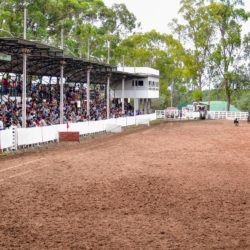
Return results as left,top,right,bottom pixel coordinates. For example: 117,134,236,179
111,67,160,113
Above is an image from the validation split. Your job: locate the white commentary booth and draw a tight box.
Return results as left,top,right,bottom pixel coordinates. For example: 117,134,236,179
111,67,160,114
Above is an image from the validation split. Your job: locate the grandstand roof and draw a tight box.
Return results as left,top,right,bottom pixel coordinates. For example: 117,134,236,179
0,38,142,84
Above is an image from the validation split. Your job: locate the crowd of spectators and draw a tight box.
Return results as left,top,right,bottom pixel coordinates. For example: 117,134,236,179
0,77,135,130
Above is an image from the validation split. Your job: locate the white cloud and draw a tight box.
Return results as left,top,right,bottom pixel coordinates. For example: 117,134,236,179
103,0,181,34
103,0,250,35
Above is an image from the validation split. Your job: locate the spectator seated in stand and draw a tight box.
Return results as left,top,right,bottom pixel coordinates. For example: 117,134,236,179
0,80,135,130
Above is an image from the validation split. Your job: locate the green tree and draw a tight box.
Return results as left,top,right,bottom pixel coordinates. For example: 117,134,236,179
115,31,191,108
171,0,215,91
234,91,250,110
0,0,138,62
208,0,249,111
191,89,203,101
172,0,250,110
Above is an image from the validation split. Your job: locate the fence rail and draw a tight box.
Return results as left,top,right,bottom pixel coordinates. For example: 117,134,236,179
156,110,249,121
0,113,157,151
208,111,248,120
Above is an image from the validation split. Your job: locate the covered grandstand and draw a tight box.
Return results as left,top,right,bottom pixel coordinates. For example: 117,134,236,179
0,38,148,129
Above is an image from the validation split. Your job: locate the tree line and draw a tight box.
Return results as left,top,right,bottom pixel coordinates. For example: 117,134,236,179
0,0,250,110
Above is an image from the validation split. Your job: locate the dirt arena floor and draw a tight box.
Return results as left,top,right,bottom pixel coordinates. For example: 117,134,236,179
0,120,249,250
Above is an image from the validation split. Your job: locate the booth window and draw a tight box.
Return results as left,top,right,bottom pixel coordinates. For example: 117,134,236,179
138,80,144,86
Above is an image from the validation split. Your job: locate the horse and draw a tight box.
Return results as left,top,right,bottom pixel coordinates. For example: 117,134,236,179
234,118,239,126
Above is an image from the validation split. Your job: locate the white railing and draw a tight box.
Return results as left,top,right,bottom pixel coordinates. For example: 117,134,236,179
155,110,166,119
0,113,157,151
156,110,249,121
208,111,248,120
0,128,14,150
156,110,197,120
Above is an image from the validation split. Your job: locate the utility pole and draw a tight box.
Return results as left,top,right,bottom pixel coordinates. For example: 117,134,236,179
23,5,27,39
87,38,90,60
122,55,125,72
107,41,110,64
60,27,64,50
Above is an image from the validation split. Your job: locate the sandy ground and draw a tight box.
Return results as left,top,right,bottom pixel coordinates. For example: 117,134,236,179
0,120,249,250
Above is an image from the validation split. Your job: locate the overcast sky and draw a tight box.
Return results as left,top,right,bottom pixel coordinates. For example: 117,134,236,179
103,0,250,34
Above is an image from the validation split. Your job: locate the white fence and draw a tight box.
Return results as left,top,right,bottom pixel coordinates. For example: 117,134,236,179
156,110,249,121
208,111,248,120
156,110,199,119
0,113,157,151
0,128,14,150
155,110,166,119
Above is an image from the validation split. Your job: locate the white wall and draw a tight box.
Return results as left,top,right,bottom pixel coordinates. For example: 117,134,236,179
0,128,14,150
114,89,159,99
117,67,159,76
112,76,159,99
0,114,157,151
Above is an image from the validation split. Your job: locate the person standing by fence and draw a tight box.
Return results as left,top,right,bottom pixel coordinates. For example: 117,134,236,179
0,116,4,130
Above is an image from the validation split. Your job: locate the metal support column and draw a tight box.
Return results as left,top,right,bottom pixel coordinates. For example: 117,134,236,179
87,67,91,118
146,98,149,113
122,76,125,115
22,50,27,128
148,99,151,113
60,61,65,124
141,99,145,114
134,81,136,116
107,75,110,119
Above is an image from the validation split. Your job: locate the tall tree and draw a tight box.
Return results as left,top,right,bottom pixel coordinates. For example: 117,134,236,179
115,31,191,107
171,0,215,92
172,0,250,110
0,0,138,62
208,0,250,110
